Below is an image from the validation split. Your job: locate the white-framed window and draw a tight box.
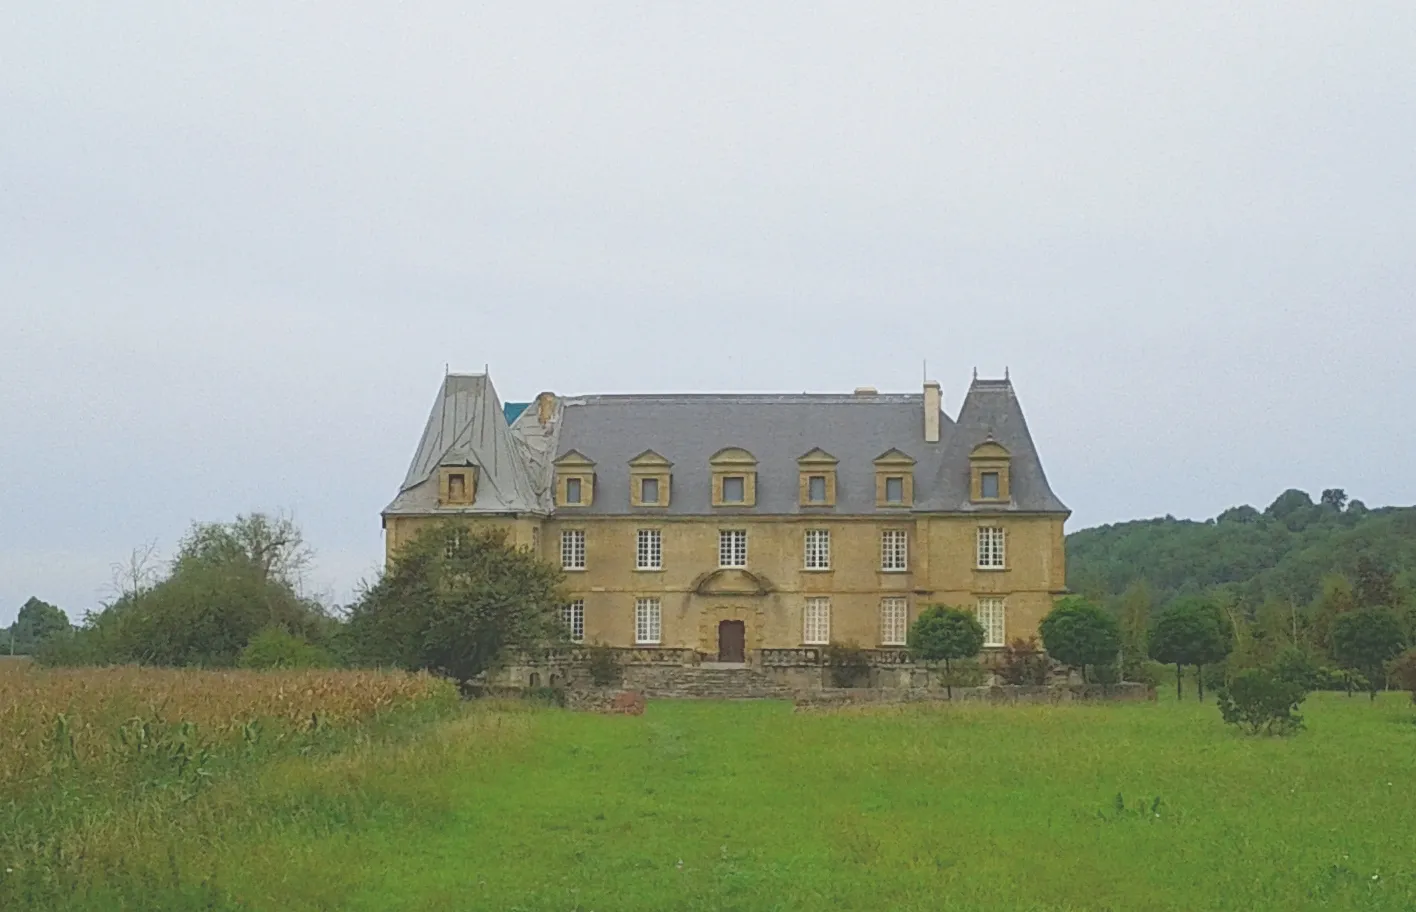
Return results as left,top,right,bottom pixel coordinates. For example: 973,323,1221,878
803,529,830,570
880,597,909,646
803,597,831,645
721,476,746,503
719,529,747,568
561,599,585,643
880,529,908,571
634,597,661,645
443,527,466,560
561,529,586,570
636,528,662,570
977,597,1006,647
977,526,1006,569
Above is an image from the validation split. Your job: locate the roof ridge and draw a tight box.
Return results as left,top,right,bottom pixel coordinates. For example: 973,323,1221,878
565,393,923,404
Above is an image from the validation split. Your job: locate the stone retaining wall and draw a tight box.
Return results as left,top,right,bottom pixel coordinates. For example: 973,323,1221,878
794,682,1156,709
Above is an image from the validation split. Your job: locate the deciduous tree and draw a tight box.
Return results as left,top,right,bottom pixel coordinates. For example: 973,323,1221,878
1149,598,1233,700
345,523,565,686
1330,608,1407,701
907,605,984,698
1039,596,1120,684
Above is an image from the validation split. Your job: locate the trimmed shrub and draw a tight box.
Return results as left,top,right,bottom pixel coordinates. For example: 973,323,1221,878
1217,667,1308,735
1387,648,1416,703
584,643,623,687
824,642,872,688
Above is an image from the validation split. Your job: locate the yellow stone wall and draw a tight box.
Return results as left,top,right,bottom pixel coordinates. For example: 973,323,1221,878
384,512,1065,652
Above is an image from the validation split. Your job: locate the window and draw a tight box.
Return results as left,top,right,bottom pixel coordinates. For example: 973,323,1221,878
977,526,1006,569
880,597,908,646
884,476,905,504
977,597,1006,647
718,529,747,568
565,477,583,505
561,530,586,570
443,527,466,559
880,530,908,571
981,471,1000,500
561,599,585,643
721,476,745,503
803,529,831,570
636,529,662,570
635,597,661,645
803,597,831,645
640,477,659,505
448,473,466,501
807,475,827,503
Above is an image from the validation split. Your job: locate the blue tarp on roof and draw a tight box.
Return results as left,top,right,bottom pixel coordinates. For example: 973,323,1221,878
503,402,531,424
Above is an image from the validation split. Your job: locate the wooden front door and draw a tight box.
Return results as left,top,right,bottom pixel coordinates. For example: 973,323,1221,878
717,620,745,663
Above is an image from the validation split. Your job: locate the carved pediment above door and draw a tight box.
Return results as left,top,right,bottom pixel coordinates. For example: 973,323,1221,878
690,568,775,597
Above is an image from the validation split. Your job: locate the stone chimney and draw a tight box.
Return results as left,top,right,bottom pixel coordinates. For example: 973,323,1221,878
923,381,941,442
535,391,557,426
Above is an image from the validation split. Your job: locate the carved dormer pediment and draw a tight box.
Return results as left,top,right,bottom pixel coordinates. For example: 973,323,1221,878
796,447,839,466
628,449,673,468
709,446,757,466
554,449,597,468
873,448,916,467
970,439,1011,460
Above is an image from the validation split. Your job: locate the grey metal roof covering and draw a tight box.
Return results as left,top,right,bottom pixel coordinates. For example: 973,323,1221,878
383,374,545,516
916,378,1070,514
384,376,1068,518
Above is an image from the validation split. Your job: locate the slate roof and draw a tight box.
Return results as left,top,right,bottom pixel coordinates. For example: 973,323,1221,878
384,375,1068,518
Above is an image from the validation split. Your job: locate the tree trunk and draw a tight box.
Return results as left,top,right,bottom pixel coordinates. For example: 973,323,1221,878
1176,663,1183,700
944,658,952,701
1081,664,1089,684
1197,665,1204,702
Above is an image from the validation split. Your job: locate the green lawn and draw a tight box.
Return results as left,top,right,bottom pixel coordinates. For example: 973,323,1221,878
33,693,1416,911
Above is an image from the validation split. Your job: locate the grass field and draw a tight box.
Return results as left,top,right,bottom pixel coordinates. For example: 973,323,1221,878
5,672,1416,911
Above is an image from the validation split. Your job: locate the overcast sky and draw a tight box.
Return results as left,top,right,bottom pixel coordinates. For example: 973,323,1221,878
3,3,1414,624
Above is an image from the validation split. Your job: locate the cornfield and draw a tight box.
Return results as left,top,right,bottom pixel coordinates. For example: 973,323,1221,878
0,660,457,797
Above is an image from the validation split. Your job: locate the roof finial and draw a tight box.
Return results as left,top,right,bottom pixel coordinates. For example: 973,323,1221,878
972,366,978,381
1005,365,1010,381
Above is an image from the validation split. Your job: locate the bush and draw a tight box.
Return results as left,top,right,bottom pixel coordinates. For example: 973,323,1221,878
996,637,1050,685
238,627,335,670
1123,660,1164,687
1200,661,1228,695
824,642,872,688
584,643,623,687
1271,646,1322,691
524,686,568,707
1217,667,1308,735
1090,662,1121,686
937,659,988,690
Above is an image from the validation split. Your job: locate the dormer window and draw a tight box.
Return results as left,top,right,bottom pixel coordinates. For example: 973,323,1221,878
969,438,1011,503
553,450,596,508
628,450,671,508
710,448,757,507
438,465,478,506
873,449,915,508
797,448,838,507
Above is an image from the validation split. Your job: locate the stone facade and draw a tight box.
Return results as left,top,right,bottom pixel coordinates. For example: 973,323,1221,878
383,371,1070,662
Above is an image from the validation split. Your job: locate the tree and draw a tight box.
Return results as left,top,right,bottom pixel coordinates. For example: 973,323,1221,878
1387,648,1416,705
1148,598,1233,701
1353,556,1397,611
1330,609,1407,701
1038,597,1120,684
1116,581,1152,681
345,523,564,686
1265,489,1314,519
8,597,70,654
1216,505,1261,524
1311,573,1358,652
1320,488,1348,511
907,605,984,698
175,512,313,590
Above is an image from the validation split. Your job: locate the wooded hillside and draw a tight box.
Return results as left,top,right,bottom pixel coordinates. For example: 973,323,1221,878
1067,488,1416,611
